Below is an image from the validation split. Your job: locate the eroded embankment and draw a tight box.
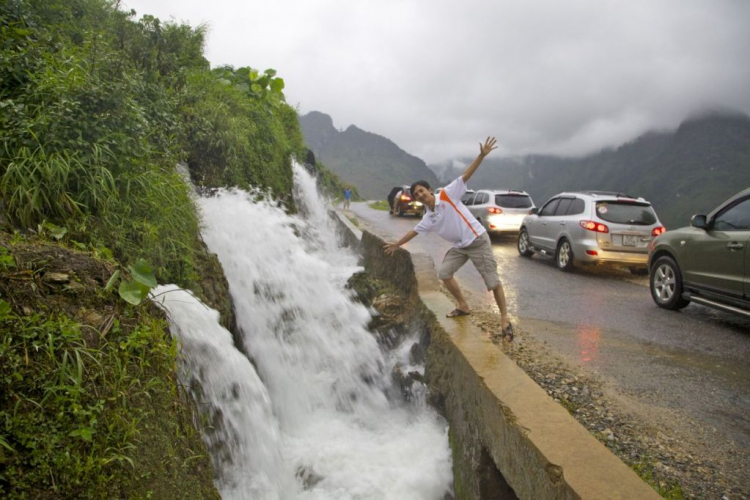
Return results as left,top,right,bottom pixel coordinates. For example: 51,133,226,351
0,233,219,498
334,211,661,500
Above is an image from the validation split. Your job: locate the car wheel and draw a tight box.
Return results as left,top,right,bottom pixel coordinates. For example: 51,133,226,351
555,238,574,271
396,204,403,217
517,229,533,257
650,256,690,310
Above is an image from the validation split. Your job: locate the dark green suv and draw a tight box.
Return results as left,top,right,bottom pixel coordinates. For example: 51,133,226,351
648,188,750,317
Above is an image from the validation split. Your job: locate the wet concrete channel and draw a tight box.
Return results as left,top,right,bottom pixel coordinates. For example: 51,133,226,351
346,201,750,481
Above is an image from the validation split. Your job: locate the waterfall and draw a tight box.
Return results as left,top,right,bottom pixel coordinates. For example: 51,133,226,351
152,162,452,499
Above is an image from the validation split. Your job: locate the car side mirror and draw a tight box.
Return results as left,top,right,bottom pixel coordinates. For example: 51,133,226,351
691,214,707,229
530,207,539,215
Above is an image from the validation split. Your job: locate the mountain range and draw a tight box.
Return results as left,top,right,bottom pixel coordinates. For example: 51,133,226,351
299,111,439,199
299,110,750,229
433,111,750,229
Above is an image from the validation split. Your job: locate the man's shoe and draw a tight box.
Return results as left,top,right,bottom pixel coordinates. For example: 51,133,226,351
501,322,514,342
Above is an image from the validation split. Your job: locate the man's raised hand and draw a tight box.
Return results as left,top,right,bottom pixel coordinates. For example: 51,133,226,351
479,137,498,157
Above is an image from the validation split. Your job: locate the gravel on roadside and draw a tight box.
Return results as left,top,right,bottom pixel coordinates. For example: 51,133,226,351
470,307,748,500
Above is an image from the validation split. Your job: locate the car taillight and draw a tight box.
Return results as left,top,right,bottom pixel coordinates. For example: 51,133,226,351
400,195,411,201
579,220,609,233
651,226,666,236
487,207,503,214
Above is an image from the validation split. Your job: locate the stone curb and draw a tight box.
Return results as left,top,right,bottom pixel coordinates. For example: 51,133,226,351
331,211,660,500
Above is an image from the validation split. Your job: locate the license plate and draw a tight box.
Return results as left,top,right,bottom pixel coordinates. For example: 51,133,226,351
622,235,638,246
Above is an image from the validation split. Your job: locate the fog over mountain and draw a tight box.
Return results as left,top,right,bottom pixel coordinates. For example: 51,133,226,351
300,109,749,229
431,110,750,229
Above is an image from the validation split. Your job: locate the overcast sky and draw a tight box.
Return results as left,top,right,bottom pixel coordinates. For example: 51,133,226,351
123,0,750,163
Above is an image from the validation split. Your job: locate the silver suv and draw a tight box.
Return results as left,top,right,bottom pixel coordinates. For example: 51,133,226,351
518,191,665,272
465,189,535,234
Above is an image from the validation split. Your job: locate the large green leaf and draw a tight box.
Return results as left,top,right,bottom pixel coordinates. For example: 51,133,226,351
104,270,120,292
118,281,144,305
128,259,157,288
270,78,285,93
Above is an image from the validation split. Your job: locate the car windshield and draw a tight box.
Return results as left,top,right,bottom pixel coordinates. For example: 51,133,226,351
595,201,657,225
495,194,532,208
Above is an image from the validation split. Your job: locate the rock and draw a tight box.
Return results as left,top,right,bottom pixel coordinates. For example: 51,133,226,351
410,342,425,365
83,311,104,326
22,306,33,316
64,281,85,294
296,466,322,489
44,272,70,283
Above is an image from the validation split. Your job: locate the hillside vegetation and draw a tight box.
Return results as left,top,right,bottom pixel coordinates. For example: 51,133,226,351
300,111,439,199
0,0,344,496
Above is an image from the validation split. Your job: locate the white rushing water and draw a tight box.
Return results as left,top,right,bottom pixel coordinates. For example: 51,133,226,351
152,163,452,499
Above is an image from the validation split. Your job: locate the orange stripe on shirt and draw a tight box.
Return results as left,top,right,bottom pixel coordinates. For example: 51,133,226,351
440,190,479,237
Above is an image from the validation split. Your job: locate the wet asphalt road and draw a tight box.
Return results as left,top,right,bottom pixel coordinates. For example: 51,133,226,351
347,202,750,453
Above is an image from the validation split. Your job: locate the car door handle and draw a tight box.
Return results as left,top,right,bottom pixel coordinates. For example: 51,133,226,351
542,221,547,226
726,242,743,250
559,221,566,225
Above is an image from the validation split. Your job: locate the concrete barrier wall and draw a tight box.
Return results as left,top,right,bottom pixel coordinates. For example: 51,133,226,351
332,212,660,500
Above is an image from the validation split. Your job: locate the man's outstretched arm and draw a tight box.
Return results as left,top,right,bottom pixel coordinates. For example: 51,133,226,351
383,230,419,256
461,136,498,183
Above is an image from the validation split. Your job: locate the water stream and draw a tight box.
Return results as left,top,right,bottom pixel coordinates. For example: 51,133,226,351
152,163,452,499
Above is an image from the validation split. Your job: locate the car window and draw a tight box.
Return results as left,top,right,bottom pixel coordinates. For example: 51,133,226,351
713,198,750,231
555,198,573,216
539,198,560,216
595,201,657,225
476,193,489,204
567,198,585,215
463,193,477,205
495,194,532,208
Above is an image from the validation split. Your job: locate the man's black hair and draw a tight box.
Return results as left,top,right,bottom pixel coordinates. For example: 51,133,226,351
410,180,431,195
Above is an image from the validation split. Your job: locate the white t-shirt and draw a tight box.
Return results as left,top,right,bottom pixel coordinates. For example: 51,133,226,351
414,177,486,248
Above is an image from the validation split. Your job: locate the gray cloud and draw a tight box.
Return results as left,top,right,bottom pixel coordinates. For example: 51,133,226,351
125,0,750,163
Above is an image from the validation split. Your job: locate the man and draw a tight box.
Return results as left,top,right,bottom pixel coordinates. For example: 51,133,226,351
383,137,514,341
343,187,352,210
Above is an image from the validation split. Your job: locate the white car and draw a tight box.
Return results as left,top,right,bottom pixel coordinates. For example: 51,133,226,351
464,189,535,234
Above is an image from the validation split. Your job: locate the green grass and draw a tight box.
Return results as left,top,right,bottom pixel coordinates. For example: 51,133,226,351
0,303,216,498
629,455,685,499
346,215,360,228
369,200,390,211
0,233,217,498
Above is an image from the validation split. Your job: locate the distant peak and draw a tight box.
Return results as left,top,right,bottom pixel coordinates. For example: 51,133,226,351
302,111,335,127
682,107,749,124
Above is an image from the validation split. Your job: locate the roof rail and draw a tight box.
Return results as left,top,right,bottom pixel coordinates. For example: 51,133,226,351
577,190,634,198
